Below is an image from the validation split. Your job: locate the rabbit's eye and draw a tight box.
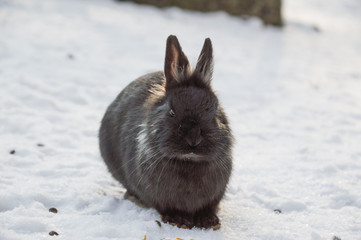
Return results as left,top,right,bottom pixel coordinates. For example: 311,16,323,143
169,109,175,117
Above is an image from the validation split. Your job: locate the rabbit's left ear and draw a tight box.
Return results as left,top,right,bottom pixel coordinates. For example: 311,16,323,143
194,38,213,85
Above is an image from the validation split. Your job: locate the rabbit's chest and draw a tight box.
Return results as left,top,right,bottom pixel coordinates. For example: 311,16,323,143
151,160,221,205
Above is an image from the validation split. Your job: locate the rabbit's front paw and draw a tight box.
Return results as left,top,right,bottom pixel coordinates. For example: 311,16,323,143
161,211,194,229
194,209,220,230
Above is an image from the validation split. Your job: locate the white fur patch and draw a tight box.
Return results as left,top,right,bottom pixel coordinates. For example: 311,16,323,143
136,123,149,158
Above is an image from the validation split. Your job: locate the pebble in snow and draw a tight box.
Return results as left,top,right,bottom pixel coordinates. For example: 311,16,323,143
274,209,282,214
49,231,59,236
49,208,58,214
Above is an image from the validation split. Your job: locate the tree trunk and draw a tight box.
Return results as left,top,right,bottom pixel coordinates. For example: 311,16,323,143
117,0,283,26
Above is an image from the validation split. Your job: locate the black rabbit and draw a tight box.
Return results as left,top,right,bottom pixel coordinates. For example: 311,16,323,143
99,35,233,229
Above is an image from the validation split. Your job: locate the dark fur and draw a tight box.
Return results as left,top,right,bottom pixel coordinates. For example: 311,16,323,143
99,35,233,229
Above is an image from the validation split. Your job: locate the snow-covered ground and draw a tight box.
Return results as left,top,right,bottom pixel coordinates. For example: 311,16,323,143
1,0,361,239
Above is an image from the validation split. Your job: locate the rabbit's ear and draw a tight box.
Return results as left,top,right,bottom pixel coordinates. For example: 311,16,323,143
164,35,190,90
194,38,213,86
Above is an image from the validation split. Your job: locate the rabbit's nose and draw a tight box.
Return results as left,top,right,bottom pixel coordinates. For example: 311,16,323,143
185,126,203,147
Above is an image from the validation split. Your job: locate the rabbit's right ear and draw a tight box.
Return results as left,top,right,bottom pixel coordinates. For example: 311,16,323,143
164,35,190,90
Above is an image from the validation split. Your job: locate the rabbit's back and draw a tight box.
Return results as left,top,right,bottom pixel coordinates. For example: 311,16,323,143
99,71,164,191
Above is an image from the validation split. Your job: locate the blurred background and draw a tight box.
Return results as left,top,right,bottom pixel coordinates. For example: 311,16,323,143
1,0,361,239
116,0,283,26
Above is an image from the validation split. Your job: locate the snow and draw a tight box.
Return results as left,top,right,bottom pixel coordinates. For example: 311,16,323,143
1,0,361,239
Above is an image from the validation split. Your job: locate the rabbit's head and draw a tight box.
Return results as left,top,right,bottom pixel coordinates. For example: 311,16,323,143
145,35,232,161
